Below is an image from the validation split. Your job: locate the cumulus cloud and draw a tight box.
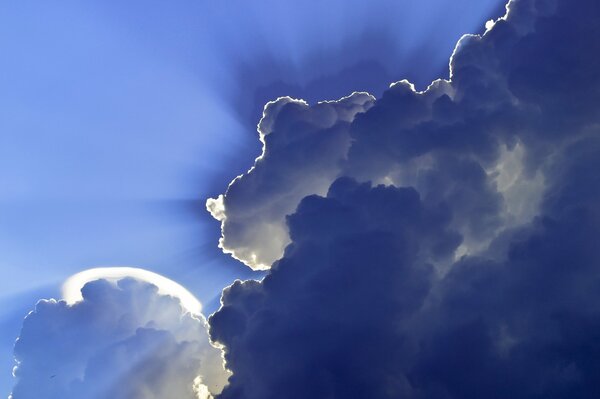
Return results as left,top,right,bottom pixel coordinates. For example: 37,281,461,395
11,276,230,399
208,0,600,397
207,92,375,270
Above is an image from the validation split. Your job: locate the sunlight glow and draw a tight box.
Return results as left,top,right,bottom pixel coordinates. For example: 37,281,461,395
61,267,202,315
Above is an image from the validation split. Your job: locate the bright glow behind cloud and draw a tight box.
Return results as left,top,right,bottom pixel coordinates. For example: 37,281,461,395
61,267,203,315
14,271,230,398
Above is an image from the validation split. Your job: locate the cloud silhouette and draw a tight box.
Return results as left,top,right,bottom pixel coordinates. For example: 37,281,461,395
11,277,229,399
208,0,600,397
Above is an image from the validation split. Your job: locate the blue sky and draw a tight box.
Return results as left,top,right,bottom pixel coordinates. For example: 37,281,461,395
0,0,505,395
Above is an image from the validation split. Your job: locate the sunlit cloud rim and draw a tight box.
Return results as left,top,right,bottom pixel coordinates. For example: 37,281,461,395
61,266,202,315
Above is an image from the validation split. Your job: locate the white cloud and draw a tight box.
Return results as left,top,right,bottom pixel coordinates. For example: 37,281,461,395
11,269,230,399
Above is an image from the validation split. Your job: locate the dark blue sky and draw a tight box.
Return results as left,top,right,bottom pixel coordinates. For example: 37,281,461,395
1,0,505,396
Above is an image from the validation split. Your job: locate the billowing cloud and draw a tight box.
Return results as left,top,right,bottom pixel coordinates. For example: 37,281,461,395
11,272,230,399
208,0,600,397
207,92,375,270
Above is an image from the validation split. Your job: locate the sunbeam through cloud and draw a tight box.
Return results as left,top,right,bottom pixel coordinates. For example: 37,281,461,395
4,0,599,398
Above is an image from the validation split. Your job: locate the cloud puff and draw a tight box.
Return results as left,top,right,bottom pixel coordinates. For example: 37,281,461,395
207,92,375,270
208,0,600,397
11,277,230,399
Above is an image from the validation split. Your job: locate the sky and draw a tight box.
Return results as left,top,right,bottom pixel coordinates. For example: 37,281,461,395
0,0,504,298
4,0,599,398
0,1,503,396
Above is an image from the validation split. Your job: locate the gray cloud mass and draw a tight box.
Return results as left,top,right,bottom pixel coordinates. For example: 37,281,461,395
209,0,600,398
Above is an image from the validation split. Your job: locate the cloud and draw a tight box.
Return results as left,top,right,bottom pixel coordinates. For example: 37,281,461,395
208,0,600,397
61,267,203,315
207,92,375,270
11,275,230,399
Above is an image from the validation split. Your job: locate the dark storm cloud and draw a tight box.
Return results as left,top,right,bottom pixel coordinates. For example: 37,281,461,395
210,178,461,398
208,0,600,397
11,278,228,399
